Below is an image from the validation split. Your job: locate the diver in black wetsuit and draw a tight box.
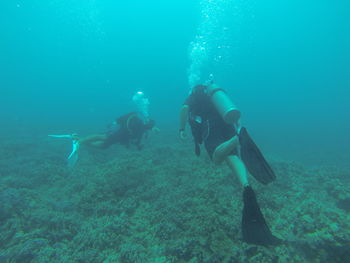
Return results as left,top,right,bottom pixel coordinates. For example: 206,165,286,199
78,112,156,150
179,84,280,246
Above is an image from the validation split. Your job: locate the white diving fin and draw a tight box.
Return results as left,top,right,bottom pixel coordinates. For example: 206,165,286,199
48,134,80,167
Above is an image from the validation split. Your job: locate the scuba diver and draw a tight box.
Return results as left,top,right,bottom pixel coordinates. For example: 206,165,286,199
49,91,156,167
77,91,156,150
179,83,280,246
77,112,156,150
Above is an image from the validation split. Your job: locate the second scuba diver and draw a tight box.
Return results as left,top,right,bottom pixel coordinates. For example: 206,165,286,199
179,83,280,246
49,91,156,167
77,91,156,150
76,112,156,150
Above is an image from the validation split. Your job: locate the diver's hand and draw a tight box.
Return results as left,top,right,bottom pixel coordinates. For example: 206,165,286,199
179,129,187,141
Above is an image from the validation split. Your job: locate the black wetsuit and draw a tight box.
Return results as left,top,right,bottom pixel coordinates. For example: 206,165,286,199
184,86,237,159
103,112,155,150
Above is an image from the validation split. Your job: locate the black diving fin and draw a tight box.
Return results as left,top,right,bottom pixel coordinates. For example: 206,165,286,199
238,127,276,185
242,186,280,246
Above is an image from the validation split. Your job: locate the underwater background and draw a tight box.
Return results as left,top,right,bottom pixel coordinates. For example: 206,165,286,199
0,0,349,262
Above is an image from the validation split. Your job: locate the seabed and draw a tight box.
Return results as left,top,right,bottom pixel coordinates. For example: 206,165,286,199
0,130,349,263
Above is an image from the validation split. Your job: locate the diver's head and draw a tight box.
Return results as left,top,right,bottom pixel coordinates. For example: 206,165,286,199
192,84,208,95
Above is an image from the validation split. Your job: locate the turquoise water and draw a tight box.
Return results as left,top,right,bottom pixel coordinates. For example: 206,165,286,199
0,1,349,262
1,0,349,165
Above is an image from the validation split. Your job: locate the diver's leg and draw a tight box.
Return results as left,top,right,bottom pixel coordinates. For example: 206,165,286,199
212,135,239,165
90,140,108,148
225,155,249,187
79,134,107,147
226,155,279,245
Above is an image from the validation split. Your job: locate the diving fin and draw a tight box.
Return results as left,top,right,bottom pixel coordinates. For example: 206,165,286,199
48,134,80,167
242,186,280,246
238,127,276,185
67,139,80,168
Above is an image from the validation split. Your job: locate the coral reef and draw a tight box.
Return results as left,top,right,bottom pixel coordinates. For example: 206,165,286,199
0,132,349,262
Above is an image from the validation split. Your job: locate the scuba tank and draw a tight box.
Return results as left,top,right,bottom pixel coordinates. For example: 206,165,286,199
208,83,241,125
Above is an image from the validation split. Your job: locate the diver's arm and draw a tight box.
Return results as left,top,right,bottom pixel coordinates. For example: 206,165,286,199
179,105,189,139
